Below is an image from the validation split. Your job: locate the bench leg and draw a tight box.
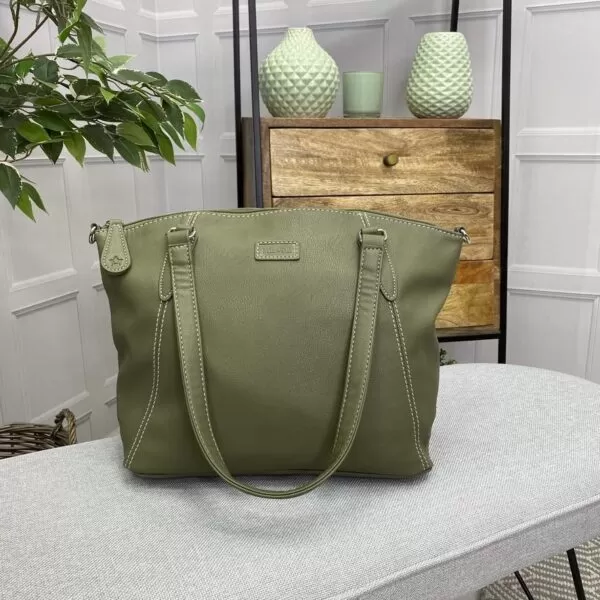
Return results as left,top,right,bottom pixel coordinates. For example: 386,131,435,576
514,549,587,600
514,571,535,599
567,548,587,600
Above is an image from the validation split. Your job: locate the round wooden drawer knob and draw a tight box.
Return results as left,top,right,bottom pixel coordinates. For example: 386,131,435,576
383,153,399,167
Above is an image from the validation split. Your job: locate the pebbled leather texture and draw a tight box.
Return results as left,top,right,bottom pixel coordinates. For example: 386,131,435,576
95,208,462,496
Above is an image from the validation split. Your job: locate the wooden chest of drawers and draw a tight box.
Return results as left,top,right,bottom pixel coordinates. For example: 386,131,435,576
242,118,501,340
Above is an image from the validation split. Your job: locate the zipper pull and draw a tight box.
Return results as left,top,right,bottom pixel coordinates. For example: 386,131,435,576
455,227,471,244
100,220,131,275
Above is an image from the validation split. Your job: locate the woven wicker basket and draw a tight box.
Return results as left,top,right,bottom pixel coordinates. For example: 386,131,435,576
0,409,77,459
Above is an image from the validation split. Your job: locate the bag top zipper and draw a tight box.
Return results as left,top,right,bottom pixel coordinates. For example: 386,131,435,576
89,209,470,245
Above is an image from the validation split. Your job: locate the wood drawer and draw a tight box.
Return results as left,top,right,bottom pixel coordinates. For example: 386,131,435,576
273,194,494,261
437,261,496,329
270,128,496,197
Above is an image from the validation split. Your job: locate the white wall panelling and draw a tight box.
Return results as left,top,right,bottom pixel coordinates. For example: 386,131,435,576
507,0,600,383
0,0,169,435
2,0,600,436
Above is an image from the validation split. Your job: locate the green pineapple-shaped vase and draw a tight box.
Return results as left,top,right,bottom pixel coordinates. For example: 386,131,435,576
406,32,473,119
259,27,340,118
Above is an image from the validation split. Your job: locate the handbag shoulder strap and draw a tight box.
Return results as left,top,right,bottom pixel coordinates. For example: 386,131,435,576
167,226,386,499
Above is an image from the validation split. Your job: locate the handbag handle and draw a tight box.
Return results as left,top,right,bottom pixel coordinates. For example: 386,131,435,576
167,227,386,499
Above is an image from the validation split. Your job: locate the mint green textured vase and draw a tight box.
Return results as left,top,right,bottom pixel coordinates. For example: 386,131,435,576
406,32,473,119
259,28,340,118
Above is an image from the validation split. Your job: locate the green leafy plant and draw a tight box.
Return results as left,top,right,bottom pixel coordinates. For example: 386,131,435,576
440,348,457,366
0,0,205,219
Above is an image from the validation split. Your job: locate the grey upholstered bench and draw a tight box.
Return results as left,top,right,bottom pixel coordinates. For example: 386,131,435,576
1,364,600,600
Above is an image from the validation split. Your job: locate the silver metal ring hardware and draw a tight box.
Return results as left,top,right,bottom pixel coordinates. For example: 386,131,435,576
358,228,388,244
455,227,471,244
88,223,100,245
169,226,197,242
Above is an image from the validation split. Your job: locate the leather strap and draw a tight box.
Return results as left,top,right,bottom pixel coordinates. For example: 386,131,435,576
167,227,386,499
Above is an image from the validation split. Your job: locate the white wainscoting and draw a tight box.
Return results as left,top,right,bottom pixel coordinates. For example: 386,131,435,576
0,1,166,435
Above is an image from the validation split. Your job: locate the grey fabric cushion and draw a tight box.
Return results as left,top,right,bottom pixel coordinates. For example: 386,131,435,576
1,364,600,600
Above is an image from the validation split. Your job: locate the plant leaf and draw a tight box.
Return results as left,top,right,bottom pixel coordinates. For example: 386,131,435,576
99,99,139,121
186,102,206,124
33,96,64,107
114,138,142,169
116,122,154,146
183,113,197,149
139,149,149,172
58,0,87,42
64,132,86,165
0,129,18,157
161,122,185,150
91,38,107,59
0,162,22,207
81,124,114,160
100,87,116,103
73,79,101,97
41,141,64,164
56,44,82,59
109,55,134,70
77,24,93,73
22,181,46,212
16,121,50,143
0,73,18,84
16,188,35,220
116,89,145,106
162,99,183,134
32,58,59,84
114,69,160,84
33,111,72,132
146,71,167,85
139,110,160,133
81,13,104,35
156,131,175,164
14,57,35,77
15,133,29,154
138,98,167,122
165,79,201,101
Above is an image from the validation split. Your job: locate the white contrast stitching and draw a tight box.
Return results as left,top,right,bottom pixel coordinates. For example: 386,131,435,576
332,248,366,451
158,253,171,301
100,222,115,270
122,209,462,240
101,223,130,272
125,301,166,468
361,212,397,301
173,242,226,466
333,246,383,454
381,249,398,301
126,214,185,231
387,302,428,469
256,240,298,244
119,223,130,267
393,301,429,469
169,246,198,460
345,248,383,452
187,212,200,228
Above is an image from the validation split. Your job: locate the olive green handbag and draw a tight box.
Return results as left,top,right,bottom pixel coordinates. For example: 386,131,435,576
92,208,464,498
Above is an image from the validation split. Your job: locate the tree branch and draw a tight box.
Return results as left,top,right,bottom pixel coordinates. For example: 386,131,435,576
0,0,21,61
1,53,55,71
0,15,50,67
